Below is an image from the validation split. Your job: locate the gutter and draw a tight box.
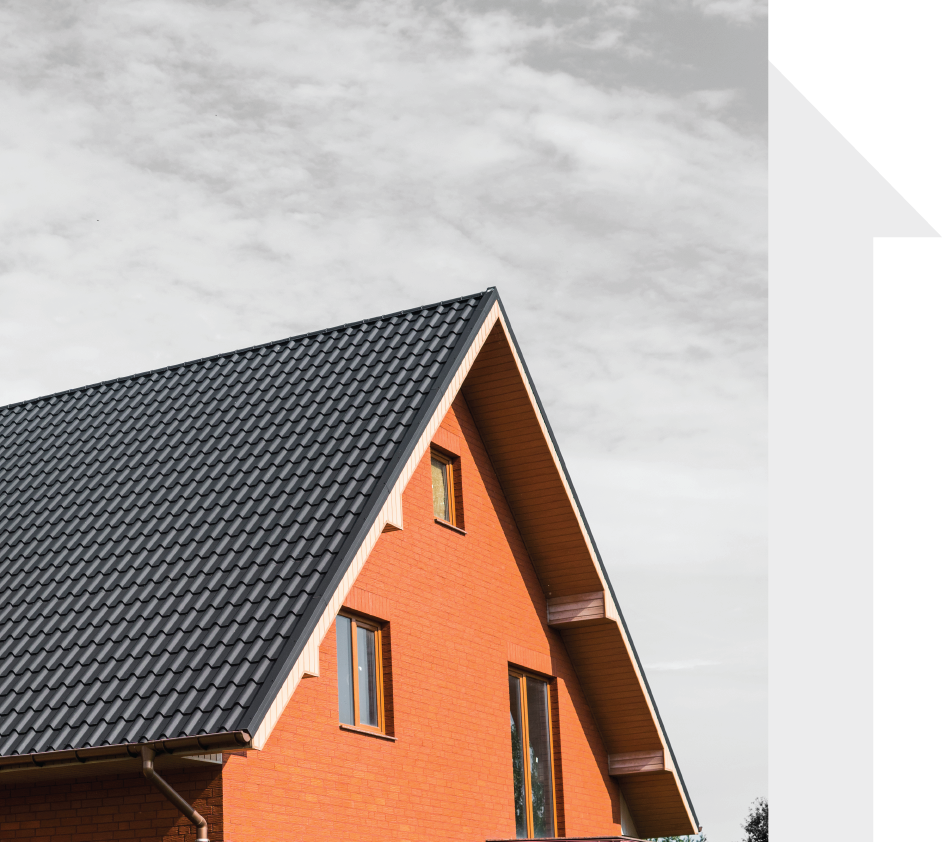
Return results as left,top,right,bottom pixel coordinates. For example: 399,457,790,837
0,730,251,773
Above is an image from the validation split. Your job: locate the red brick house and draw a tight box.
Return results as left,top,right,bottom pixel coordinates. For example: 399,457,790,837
0,290,699,841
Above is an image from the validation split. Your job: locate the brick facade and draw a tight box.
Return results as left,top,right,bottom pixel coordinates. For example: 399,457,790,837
0,392,624,841
224,393,623,841
0,766,223,842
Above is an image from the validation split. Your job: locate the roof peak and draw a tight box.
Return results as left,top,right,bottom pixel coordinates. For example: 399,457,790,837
0,288,496,415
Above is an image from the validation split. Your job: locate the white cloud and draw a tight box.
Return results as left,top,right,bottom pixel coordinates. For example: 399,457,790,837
0,0,764,463
688,0,767,24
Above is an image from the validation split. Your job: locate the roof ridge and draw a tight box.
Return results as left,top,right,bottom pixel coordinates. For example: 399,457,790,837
0,288,495,415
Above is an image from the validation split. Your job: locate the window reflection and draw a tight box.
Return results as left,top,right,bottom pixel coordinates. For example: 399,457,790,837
357,623,378,727
337,615,354,725
431,455,451,521
508,671,556,838
509,676,528,838
526,678,555,838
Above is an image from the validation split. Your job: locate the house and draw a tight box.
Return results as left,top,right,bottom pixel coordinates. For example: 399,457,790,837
0,289,699,841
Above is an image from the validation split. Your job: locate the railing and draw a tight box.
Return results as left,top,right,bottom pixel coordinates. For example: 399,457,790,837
487,837,645,842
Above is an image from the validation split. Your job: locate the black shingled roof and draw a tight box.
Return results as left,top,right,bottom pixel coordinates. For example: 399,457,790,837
0,290,496,757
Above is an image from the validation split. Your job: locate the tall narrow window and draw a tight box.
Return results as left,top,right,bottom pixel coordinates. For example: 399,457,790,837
336,613,385,732
509,670,557,839
431,449,456,524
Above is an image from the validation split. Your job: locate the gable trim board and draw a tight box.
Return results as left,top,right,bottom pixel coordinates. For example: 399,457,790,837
250,291,698,835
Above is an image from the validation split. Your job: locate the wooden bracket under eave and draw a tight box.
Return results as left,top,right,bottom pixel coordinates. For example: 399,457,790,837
300,645,319,679
382,491,404,532
609,749,665,776
546,591,617,627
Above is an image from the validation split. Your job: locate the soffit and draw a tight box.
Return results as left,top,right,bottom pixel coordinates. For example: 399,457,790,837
461,315,699,837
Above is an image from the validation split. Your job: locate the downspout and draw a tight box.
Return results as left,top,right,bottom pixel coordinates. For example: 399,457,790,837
141,745,210,842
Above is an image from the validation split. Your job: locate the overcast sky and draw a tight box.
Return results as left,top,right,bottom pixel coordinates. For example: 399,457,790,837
0,1,766,838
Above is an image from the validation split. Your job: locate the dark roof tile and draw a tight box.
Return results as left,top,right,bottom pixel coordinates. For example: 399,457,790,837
0,291,494,755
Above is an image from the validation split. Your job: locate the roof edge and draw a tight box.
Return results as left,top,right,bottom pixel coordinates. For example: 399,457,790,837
0,730,251,771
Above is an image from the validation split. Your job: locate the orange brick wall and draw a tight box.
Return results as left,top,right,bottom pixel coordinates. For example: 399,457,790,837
0,765,223,842
223,392,623,841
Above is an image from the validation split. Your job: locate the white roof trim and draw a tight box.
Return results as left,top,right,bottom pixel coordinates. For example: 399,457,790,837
250,301,501,750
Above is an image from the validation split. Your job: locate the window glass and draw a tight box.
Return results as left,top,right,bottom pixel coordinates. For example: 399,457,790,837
509,676,528,838
337,615,354,725
357,623,379,727
431,455,451,521
337,612,386,733
509,671,556,838
526,677,555,838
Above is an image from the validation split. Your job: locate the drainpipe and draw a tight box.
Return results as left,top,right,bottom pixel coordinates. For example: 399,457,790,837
141,745,210,842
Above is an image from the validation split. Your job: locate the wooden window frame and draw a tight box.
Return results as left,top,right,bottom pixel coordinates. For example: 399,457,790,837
509,667,559,839
339,611,386,734
431,447,458,526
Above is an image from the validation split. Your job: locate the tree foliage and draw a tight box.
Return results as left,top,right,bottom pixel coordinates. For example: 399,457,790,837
742,797,768,842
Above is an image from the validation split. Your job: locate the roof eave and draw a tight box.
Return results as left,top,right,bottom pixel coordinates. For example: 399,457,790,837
0,730,251,775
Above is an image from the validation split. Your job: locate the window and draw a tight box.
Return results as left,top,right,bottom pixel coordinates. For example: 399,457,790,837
337,613,385,732
509,670,557,839
431,449,457,524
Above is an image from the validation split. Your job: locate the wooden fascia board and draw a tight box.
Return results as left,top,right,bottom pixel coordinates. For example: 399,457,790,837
249,300,502,751
609,749,665,775
547,591,617,627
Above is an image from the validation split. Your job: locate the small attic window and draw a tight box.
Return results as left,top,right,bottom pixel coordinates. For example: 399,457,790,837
431,449,456,524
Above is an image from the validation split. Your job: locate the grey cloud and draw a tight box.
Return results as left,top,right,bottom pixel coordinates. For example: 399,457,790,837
0,2,765,838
